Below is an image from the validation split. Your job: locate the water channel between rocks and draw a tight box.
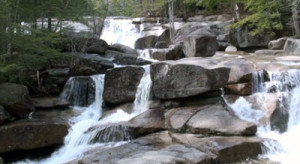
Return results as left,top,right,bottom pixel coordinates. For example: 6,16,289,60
14,17,300,164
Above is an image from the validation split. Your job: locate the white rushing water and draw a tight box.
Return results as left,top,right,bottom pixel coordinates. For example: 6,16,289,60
227,69,300,164
133,65,152,114
16,65,153,164
16,74,105,164
100,17,141,48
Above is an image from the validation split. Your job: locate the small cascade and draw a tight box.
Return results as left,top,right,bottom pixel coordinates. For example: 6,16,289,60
133,65,152,114
16,74,105,164
252,70,266,93
100,17,141,48
226,69,300,164
81,65,153,144
137,48,168,61
60,76,95,107
16,64,153,164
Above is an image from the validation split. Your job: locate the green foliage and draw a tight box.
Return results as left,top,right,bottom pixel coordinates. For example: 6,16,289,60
200,0,287,36
198,0,233,9
0,0,107,85
0,63,26,84
106,0,166,17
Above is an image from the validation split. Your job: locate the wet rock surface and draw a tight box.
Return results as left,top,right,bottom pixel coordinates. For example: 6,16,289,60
186,104,257,136
183,28,219,57
60,76,95,107
0,109,74,153
88,108,165,143
103,66,145,105
68,131,263,164
59,37,109,55
0,106,10,125
151,57,230,99
104,50,151,65
0,83,34,118
32,97,69,109
4,14,300,164
70,53,114,76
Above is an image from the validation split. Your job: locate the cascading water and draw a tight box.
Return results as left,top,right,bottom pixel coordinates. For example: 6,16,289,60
83,65,153,144
227,69,300,164
100,17,141,48
16,65,153,163
60,76,96,107
252,70,266,93
133,65,152,114
16,74,105,164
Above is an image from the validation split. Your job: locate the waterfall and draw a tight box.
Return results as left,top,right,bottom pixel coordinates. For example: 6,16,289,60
133,65,152,114
227,69,300,164
60,76,95,107
15,74,105,164
100,17,141,48
16,65,153,164
83,65,153,144
252,70,266,93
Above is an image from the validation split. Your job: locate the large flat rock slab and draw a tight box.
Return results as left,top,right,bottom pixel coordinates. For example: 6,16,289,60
171,133,263,163
116,144,213,164
150,57,231,99
0,109,75,153
0,83,34,118
0,119,68,153
186,104,257,136
103,66,145,105
87,108,165,143
165,105,207,132
68,131,214,164
68,131,263,164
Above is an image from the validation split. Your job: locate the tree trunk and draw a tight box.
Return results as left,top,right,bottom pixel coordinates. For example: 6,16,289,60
48,17,52,31
168,0,175,45
292,0,300,38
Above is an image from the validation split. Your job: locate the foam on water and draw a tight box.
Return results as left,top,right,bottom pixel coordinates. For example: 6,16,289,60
133,65,152,114
19,65,153,164
100,17,140,48
227,69,300,164
15,74,105,164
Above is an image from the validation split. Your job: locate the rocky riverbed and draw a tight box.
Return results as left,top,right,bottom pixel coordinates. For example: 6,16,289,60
1,14,300,164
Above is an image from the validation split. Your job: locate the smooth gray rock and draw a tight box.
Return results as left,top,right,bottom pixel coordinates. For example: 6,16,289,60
0,106,10,124
172,133,263,163
284,39,300,54
88,108,165,143
103,66,145,105
70,53,114,76
32,97,69,109
145,45,184,61
135,28,170,49
0,110,70,153
0,83,34,118
60,77,95,107
105,50,151,65
151,58,230,99
67,131,214,164
154,41,169,48
59,37,109,55
268,37,290,50
165,106,207,132
186,104,257,136
255,49,285,56
183,28,219,57
229,27,273,48
110,44,139,56
225,83,252,96
117,144,213,164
